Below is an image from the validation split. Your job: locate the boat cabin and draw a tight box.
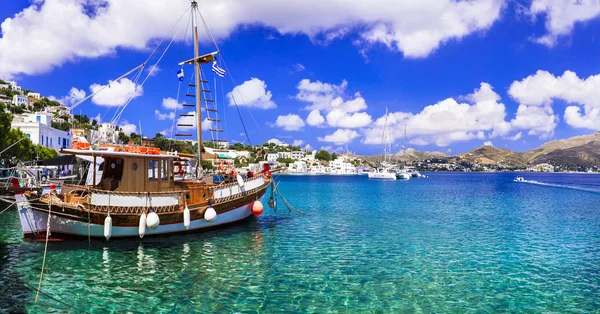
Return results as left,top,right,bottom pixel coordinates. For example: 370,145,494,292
61,149,180,192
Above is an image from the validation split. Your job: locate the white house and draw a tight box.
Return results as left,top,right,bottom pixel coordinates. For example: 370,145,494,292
310,164,327,174
27,92,41,100
302,151,316,162
329,158,357,175
266,153,279,162
291,151,304,160
11,112,70,151
279,152,292,159
97,122,118,144
0,84,9,90
47,105,71,118
13,95,28,106
7,81,21,92
289,161,307,173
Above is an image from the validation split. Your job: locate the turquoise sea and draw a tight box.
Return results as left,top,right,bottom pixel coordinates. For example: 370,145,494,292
1,172,600,313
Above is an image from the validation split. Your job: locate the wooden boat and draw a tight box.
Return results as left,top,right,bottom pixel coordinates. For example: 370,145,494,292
12,1,273,240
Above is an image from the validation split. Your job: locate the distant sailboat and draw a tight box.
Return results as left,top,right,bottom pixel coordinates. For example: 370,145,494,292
368,108,397,180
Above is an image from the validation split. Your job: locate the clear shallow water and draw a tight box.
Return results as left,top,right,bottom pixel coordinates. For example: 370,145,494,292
1,172,600,313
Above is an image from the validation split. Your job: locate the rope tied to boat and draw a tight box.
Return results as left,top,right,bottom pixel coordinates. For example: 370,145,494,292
35,200,53,303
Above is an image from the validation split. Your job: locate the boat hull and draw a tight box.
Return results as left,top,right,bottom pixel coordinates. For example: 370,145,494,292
15,193,264,239
368,172,397,180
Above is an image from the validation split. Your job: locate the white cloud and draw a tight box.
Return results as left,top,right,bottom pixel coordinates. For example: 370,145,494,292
364,83,511,147
90,78,143,107
508,70,599,131
292,140,304,147
510,105,557,138
162,97,182,110
508,132,523,141
318,129,360,145
320,146,334,152
227,78,276,109
326,110,372,128
267,138,289,146
120,123,137,135
304,143,313,151
306,110,325,126
529,0,600,46
296,79,371,128
51,87,86,106
274,114,305,131
483,141,493,146
155,110,175,121
293,63,305,72
0,0,503,78
176,112,196,131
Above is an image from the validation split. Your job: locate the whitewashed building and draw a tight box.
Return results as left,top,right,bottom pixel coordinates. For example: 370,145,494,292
291,151,304,160
47,105,71,117
0,84,9,90
329,158,357,175
27,92,41,100
7,81,21,92
11,112,70,151
266,153,279,162
310,165,327,174
289,161,307,173
97,123,119,144
12,95,28,106
279,152,292,159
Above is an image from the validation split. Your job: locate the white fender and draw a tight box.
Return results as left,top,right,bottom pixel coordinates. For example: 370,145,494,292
104,214,112,240
138,213,146,238
146,210,160,230
204,206,217,223
183,205,191,230
236,174,245,187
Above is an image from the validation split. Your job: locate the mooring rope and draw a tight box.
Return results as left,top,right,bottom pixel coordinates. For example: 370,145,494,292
34,201,52,303
271,181,306,215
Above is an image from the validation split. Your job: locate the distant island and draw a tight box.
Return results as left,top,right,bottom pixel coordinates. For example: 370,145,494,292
383,132,600,173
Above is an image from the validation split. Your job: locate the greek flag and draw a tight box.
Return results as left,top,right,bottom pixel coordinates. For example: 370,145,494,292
177,68,184,81
212,61,226,77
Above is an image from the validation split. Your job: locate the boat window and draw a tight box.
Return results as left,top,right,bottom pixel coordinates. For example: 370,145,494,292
148,160,158,180
161,159,168,180
103,158,123,181
131,162,138,171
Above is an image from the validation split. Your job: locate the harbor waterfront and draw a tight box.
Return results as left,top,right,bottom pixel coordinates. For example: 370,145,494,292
1,172,600,312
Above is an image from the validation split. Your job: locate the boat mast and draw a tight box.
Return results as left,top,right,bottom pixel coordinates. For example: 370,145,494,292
191,1,203,177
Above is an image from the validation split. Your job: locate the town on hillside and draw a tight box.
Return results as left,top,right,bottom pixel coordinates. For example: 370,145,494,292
1,79,599,174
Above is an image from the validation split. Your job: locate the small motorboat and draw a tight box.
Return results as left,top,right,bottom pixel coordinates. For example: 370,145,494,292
514,176,525,182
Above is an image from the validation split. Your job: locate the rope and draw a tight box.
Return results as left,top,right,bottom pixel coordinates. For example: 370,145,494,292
35,201,52,303
271,181,306,215
23,282,92,313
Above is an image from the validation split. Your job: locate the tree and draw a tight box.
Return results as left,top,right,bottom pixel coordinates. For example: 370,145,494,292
331,152,338,160
51,121,70,131
0,112,59,165
277,157,295,165
118,131,131,144
201,159,215,171
315,150,331,161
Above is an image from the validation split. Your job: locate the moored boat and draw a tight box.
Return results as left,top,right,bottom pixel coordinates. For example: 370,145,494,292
12,0,274,241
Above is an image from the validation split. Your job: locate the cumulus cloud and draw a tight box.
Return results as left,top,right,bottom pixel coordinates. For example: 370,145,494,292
267,138,289,146
274,114,305,131
306,110,325,127
0,0,503,77
483,141,493,146
176,112,198,131
293,63,305,72
162,97,182,110
90,78,143,107
227,78,276,109
529,0,600,46
292,140,304,147
155,110,175,121
364,83,512,147
50,87,86,106
296,79,372,128
508,70,599,131
120,123,137,135
318,129,360,145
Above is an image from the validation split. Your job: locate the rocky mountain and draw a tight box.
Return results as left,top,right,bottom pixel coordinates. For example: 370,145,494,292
457,145,526,167
361,132,600,168
394,148,450,161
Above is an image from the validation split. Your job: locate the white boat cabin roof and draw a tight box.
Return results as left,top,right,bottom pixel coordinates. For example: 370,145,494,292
61,149,179,159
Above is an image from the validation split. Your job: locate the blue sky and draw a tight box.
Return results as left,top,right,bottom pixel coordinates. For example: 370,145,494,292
2,0,600,155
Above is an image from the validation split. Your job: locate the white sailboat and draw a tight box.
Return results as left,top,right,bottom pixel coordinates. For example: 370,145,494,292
368,108,398,180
